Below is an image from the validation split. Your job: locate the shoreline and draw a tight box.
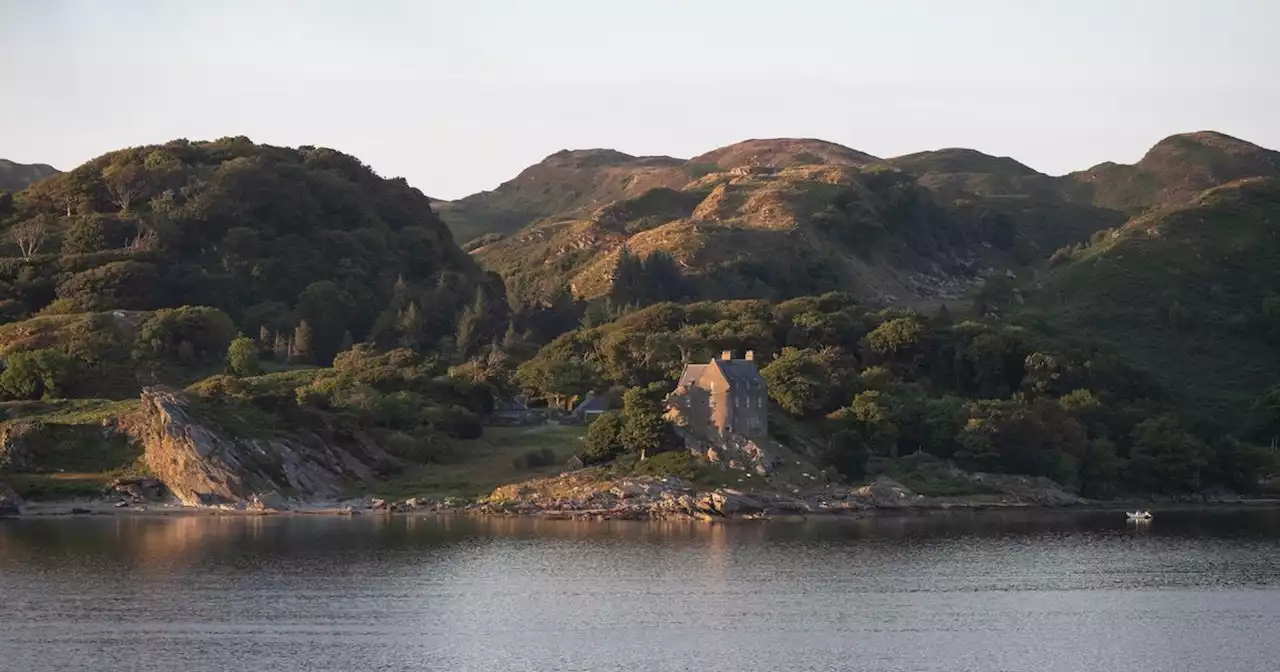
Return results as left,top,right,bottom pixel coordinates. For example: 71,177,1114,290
10,496,1280,521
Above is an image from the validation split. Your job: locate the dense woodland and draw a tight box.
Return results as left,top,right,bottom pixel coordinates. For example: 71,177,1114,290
1,134,1279,499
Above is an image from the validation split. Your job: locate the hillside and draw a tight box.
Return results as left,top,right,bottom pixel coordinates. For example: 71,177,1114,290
0,137,499,365
436,139,884,244
436,149,691,243
0,159,59,192
474,161,1016,307
1062,131,1280,213
882,148,1127,254
1025,177,1280,427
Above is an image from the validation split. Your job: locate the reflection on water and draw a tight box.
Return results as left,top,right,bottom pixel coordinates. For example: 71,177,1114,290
2,509,1280,672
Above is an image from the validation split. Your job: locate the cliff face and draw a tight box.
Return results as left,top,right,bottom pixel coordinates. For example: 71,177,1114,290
124,387,400,507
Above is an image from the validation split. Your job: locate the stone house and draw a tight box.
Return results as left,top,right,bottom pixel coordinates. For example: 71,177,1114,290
667,350,768,438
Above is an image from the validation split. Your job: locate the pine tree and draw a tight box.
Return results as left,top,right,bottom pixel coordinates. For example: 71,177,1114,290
455,288,488,359
273,333,290,361
292,320,314,364
397,301,422,348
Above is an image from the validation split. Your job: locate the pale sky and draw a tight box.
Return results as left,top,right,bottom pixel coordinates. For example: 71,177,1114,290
2,0,1277,199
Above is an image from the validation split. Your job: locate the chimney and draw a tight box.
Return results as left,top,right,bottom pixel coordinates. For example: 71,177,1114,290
745,350,754,361
721,350,733,361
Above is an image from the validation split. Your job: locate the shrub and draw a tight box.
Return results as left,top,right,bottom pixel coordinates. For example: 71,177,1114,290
583,411,626,463
512,448,557,470
226,336,260,377
0,348,74,400
136,306,236,362
630,450,701,480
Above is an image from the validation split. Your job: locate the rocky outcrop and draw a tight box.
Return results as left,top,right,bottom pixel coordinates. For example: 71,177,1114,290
852,476,924,508
0,480,22,516
122,387,400,507
106,476,168,503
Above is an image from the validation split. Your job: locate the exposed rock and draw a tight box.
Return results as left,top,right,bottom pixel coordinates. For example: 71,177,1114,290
852,476,922,508
107,476,167,502
246,491,289,512
0,480,22,516
684,431,782,475
121,387,400,507
956,469,1087,506
708,488,764,515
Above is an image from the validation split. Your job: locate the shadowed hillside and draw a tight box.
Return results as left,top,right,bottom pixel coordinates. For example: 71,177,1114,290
0,159,59,192
1062,131,1280,213
1025,177,1280,426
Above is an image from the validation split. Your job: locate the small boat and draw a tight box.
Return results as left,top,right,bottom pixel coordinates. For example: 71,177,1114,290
1126,510,1153,522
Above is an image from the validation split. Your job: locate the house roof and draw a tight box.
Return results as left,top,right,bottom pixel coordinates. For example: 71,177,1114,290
712,359,765,390
676,364,707,388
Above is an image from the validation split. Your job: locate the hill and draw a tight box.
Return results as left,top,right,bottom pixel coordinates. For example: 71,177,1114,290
881,148,1127,254
436,149,690,243
435,139,883,244
473,161,1022,308
1062,131,1280,214
0,159,59,192
0,137,499,366
1024,177,1280,428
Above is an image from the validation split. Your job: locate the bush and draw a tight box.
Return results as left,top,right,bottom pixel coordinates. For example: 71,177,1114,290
136,306,236,362
512,448,557,470
0,348,75,400
583,412,626,463
630,450,701,480
226,336,260,377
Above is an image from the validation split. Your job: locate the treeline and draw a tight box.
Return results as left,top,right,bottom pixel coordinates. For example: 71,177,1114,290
514,294,1280,495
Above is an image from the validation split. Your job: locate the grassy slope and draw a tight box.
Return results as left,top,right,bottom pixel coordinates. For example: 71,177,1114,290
373,425,587,500
1024,178,1280,426
1,398,143,499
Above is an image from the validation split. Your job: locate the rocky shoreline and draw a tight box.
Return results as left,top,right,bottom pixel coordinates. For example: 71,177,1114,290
9,473,1275,522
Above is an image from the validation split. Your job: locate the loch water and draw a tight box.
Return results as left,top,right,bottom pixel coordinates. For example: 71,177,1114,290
2,509,1279,672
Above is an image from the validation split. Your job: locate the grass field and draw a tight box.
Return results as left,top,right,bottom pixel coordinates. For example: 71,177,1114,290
372,424,588,500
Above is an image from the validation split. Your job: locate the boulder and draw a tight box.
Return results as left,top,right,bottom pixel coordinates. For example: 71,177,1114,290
107,476,167,502
709,488,764,516
246,491,289,512
0,480,22,516
853,476,921,508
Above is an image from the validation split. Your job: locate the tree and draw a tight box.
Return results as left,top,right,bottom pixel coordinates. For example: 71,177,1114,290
826,429,870,480
583,412,626,463
1127,415,1209,492
61,215,108,254
135,306,236,362
0,348,73,400
226,336,261,377
103,163,144,212
866,316,925,357
760,347,847,417
620,384,667,456
292,320,314,364
10,216,48,259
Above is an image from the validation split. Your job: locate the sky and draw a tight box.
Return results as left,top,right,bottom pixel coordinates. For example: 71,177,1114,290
1,0,1277,199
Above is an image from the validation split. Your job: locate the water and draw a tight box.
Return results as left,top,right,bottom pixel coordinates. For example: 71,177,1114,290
2,510,1279,672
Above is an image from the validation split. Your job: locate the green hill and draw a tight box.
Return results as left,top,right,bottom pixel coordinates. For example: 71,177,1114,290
1062,131,1280,214
1024,177,1280,427
0,137,499,366
0,159,59,192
